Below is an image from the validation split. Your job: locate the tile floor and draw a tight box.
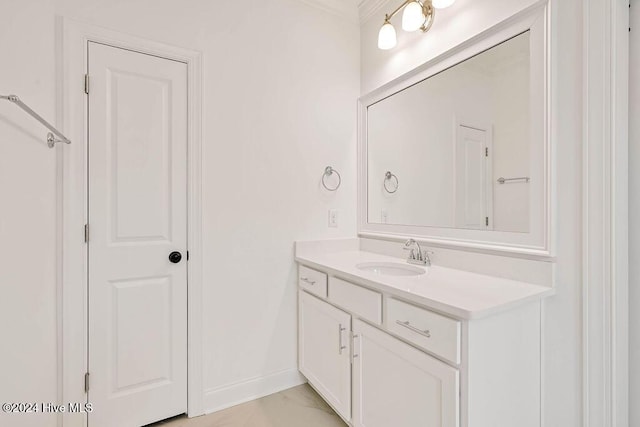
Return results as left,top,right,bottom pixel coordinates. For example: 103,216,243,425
149,384,347,427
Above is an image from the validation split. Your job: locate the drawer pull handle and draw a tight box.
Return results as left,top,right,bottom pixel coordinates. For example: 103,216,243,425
338,324,347,355
300,277,316,285
396,320,431,338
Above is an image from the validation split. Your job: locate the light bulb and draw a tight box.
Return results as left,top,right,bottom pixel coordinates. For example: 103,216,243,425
402,1,425,32
378,21,397,50
432,0,456,9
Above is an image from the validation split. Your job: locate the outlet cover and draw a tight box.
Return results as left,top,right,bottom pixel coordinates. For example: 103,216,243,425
328,209,339,228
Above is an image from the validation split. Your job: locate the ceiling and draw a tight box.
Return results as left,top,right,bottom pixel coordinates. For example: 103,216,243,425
297,0,388,24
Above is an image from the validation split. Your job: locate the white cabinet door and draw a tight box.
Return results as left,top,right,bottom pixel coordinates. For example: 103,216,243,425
299,291,351,421
352,319,459,427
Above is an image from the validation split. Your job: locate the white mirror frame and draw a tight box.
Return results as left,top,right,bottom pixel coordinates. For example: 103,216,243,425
358,3,552,259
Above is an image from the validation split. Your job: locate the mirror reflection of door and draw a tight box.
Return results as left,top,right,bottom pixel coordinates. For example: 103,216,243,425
366,31,532,233
454,124,492,230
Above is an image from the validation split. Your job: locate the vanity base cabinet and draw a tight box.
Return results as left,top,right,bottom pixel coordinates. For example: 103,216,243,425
297,277,543,427
463,301,541,427
352,319,460,427
298,291,351,422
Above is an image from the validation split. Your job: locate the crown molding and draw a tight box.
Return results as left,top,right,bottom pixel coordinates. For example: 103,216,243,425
295,0,360,23
358,0,390,25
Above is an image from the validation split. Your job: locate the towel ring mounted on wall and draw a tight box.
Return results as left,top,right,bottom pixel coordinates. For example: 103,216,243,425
322,166,341,191
384,171,399,193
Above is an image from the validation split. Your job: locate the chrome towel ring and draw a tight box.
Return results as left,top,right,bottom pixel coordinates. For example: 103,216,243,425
384,171,399,193
322,166,341,191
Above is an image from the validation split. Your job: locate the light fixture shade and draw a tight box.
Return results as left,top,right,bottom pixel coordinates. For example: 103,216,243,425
432,0,456,9
402,1,425,32
378,22,397,50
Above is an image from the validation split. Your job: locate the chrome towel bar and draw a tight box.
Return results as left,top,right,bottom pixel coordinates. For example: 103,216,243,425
497,176,530,184
0,94,71,148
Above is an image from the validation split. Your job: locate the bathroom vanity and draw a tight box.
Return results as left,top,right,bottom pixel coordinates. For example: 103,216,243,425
295,239,553,427
298,4,554,426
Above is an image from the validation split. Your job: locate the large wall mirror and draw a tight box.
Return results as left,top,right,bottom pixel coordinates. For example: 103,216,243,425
358,6,551,256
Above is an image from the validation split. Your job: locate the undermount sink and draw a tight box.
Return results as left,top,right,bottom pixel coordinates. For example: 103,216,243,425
356,262,426,277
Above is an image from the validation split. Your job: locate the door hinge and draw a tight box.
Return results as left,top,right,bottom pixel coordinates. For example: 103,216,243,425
84,74,90,94
485,217,489,227
485,147,489,157
187,251,190,261
84,372,90,393
84,224,89,243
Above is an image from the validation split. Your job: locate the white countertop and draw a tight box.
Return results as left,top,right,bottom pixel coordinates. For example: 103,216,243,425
295,248,554,320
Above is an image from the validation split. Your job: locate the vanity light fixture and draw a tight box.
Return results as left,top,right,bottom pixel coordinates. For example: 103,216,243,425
377,0,456,50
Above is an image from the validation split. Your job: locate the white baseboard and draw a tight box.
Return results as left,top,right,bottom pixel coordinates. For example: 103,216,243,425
202,368,306,415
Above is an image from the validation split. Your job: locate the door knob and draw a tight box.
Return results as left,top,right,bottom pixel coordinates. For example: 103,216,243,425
168,251,182,264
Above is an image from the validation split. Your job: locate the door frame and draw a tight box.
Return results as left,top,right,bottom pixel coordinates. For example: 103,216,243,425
582,1,629,426
56,18,204,426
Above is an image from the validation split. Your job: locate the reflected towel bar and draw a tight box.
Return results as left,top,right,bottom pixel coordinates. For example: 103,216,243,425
0,94,71,148
497,176,530,184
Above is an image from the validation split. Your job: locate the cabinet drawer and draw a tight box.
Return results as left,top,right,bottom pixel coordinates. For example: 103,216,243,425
329,277,382,325
386,298,461,364
298,265,328,298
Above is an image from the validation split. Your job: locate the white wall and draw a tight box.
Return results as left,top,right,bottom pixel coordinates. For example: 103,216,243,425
629,0,639,423
0,1,58,426
0,0,359,424
360,0,584,425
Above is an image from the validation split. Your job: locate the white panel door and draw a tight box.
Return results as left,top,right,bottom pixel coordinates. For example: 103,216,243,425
455,125,491,230
87,42,188,427
352,319,459,427
298,291,352,421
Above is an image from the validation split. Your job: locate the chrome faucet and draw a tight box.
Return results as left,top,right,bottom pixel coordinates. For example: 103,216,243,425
403,239,433,267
